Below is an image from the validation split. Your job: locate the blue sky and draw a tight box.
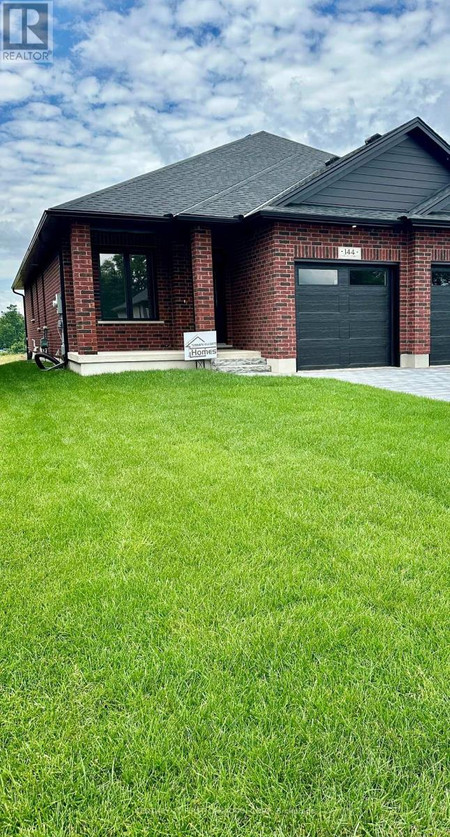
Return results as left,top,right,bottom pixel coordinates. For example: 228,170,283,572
1,0,450,310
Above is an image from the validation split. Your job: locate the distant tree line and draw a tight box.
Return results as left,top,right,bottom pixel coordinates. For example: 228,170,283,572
0,305,25,354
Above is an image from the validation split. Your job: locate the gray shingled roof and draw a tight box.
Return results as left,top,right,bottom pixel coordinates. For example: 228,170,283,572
52,132,332,219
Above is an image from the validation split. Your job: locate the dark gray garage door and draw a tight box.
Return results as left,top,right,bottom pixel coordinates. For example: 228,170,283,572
296,264,393,370
431,267,450,365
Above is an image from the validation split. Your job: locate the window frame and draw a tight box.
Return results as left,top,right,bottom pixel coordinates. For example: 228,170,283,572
431,264,450,287
349,267,388,286
295,261,394,289
96,247,158,321
296,264,339,286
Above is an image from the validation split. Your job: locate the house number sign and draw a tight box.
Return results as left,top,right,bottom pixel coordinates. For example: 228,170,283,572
338,247,361,260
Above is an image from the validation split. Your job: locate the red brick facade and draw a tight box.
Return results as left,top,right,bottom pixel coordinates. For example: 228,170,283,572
230,222,281,356
230,220,450,359
263,221,406,359
24,256,61,356
70,223,98,354
91,230,172,352
191,226,215,331
171,234,196,346
405,228,450,356
23,216,450,365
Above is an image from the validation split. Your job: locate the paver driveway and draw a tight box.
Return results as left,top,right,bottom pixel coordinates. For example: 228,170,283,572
297,366,450,401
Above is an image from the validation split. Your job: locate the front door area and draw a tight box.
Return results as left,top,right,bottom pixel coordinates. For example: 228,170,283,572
295,262,396,370
213,250,228,344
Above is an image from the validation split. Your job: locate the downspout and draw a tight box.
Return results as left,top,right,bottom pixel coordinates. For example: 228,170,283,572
58,248,69,362
12,287,30,359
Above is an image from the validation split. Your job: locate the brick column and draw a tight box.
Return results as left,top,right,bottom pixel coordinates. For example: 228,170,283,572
190,226,215,331
410,229,431,356
171,235,195,348
70,223,98,354
399,229,431,366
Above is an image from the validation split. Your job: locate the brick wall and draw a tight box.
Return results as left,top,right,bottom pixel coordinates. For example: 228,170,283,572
171,233,195,347
231,222,279,356
61,237,76,353
70,223,97,354
230,219,446,360
405,228,450,355
92,230,171,352
276,221,406,357
89,228,194,352
191,226,215,331
29,217,450,364
24,256,61,356
59,225,195,353
281,222,450,358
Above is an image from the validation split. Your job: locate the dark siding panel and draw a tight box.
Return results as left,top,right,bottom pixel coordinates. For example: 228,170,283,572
290,136,450,212
342,170,448,185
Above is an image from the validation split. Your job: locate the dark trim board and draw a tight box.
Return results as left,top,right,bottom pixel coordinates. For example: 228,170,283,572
295,262,399,370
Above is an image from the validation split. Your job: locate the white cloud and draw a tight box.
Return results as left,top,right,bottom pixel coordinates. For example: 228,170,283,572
176,0,229,28
1,0,450,306
0,71,33,103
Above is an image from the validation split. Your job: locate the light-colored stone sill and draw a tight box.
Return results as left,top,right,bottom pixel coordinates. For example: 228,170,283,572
67,349,262,364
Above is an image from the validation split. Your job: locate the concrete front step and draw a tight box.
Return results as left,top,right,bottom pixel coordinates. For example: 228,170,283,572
211,358,272,374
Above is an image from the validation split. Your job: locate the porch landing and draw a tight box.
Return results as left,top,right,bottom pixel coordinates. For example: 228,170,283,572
67,349,262,376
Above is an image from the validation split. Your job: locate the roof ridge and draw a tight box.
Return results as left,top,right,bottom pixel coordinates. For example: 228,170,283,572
51,132,261,210
177,149,326,216
254,129,330,152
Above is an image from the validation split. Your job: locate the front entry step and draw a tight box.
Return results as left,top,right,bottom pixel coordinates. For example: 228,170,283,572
211,357,272,375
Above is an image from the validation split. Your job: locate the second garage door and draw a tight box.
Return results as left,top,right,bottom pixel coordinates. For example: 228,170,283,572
431,266,450,365
296,263,394,370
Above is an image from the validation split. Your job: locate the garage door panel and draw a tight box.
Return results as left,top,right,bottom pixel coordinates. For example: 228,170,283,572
296,342,342,370
431,281,450,364
430,339,450,365
432,315,450,337
339,320,350,339
298,291,340,313
431,312,449,338
349,291,388,314
299,317,341,340
349,318,390,340
348,344,389,367
296,263,393,370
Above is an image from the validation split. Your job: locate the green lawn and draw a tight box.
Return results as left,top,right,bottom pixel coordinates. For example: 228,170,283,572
0,361,449,836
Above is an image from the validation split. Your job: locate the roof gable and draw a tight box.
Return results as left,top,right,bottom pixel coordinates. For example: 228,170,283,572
276,118,450,215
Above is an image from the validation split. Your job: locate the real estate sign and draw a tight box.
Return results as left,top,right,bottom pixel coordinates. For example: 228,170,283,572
184,330,217,361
